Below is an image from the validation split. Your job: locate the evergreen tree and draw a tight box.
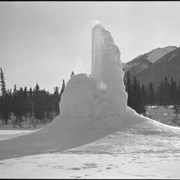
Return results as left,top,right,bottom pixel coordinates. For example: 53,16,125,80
12,85,18,123
0,93,11,124
148,81,155,105
132,77,146,114
71,71,75,78
28,87,34,123
0,68,6,95
33,84,49,123
44,91,50,120
157,77,170,106
23,87,28,117
13,84,17,94
35,83,40,92
14,87,24,126
169,77,177,105
164,77,169,106
124,71,133,108
141,84,147,105
53,86,60,115
0,68,10,124
124,72,146,114
157,81,164,105
177,84,180,105
132,76,138,109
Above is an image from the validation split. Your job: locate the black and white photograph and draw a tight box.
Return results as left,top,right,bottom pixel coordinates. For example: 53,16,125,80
0,1,180,178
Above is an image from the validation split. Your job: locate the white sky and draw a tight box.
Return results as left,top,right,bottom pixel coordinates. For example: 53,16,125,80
0,2,180,92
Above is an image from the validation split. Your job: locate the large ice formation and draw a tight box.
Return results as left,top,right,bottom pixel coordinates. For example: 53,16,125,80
60,24,127,127
0,23,180,161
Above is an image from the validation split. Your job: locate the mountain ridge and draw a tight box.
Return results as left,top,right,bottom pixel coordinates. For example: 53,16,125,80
123,46,177,76
135,46,180,89
123,45,180,89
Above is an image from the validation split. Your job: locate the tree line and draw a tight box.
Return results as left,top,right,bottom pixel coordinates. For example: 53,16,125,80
124,70,180,114
0,68,66,125
1,66,180,125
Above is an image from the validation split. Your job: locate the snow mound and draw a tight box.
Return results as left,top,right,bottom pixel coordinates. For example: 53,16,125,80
0,23,180,161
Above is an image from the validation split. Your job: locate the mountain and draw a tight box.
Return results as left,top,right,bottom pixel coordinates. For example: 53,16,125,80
145,46,177,63
123,46,177,76
135,46,180,89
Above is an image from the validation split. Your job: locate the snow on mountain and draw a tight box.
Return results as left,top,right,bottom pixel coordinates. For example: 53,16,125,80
0,23,180,163
146,46,177,63
123,46,177,76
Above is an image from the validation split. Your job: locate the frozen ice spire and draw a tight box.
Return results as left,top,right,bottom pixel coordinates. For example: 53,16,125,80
91,24,105,84
91,23,122,90
60,23,127,119
91,23,127,110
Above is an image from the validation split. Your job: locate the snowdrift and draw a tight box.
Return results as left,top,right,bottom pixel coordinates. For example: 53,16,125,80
0,23,180,161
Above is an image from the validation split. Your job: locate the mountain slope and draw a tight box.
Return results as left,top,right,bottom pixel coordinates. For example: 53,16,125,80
123,46,177,76
145,46,177,63
135,47,180,89
123,55,153,76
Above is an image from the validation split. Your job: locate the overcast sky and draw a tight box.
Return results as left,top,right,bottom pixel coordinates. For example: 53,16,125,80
1,2,180,92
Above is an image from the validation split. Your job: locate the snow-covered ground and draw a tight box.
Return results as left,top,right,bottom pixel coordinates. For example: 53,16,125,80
0,129,180,178
0,130,33,141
